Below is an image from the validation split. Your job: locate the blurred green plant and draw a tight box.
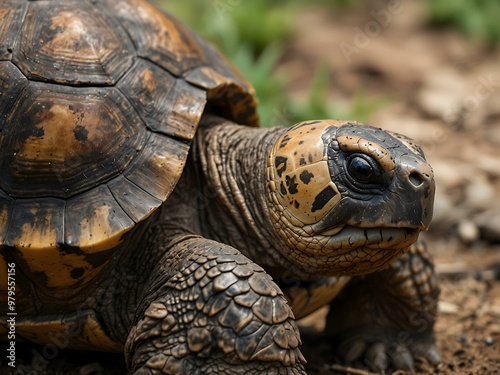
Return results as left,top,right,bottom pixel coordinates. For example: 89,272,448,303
159,0,298,56
286,64,388,125
154,0,385,126
425,0,500,42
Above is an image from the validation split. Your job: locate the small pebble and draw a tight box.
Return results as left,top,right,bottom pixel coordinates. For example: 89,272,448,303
474,209,500,242
438,300,459,314
456,334,468,344
456,219,479,244
484,337,495,347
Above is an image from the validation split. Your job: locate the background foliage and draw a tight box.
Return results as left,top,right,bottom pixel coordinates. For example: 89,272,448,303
154,0,497,126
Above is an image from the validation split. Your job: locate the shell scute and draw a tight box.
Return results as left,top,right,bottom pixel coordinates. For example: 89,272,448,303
0,61,28,129
107,176,162,223
12,0,134,85
0,0,27,61
0,83,148,198
64,185,135,252
118,59,206,141
5,197,65,251
123,132,190,201
109,0,206,76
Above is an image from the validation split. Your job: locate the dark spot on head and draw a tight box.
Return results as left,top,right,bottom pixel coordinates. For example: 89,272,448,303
308,154,313,163
299,170,314,184
73,125,88,143
294,200,300,209
299,157,306,166
275,156,288,177
298,140,304,145
70,267,85,279
279,134,291,149
286,175,299,194
280,182,287,195
311,186,337,212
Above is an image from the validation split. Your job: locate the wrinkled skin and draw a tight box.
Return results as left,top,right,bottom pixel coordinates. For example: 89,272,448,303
123,119,440,374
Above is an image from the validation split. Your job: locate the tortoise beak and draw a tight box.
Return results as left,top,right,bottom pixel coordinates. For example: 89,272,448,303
397,154,435,230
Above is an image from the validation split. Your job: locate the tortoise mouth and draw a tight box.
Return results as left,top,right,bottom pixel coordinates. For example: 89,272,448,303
299,225,420,276
318,224,420,255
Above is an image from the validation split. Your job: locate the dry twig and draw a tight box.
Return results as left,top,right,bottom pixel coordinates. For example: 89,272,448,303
328,363,379,375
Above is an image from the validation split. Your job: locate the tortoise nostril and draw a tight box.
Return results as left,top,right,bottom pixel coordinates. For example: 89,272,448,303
409,171,424,187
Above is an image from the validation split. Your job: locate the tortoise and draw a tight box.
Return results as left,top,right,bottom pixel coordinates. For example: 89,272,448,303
0,0,441,373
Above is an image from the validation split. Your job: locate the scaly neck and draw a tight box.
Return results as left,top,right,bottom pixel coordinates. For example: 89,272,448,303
194,118,315,279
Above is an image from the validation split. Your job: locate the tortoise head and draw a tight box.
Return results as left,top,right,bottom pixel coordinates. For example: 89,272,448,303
266,120,435,276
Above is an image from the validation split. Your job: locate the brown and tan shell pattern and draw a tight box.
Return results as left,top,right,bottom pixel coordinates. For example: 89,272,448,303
0,0,258,291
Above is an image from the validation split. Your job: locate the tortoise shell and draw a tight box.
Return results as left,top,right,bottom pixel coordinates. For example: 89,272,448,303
0,0,258,288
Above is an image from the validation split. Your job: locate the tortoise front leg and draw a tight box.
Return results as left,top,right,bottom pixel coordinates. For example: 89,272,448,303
326,241,441,372
125,236,306,374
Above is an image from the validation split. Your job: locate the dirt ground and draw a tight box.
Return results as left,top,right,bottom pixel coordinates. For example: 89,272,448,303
3,1,500,374
292,2,500,374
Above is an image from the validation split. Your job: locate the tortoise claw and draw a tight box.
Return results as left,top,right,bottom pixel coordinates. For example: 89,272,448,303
411,341,442,366
389,344,414,372
365,342,388,371
426,346,443,365
338,338,367,362
332,327,440,372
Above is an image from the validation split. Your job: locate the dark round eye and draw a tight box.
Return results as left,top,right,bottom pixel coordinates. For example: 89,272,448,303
347,156,374,182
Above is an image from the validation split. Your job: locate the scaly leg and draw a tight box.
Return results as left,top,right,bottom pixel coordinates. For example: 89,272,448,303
326,240,441,372
126,236,306,374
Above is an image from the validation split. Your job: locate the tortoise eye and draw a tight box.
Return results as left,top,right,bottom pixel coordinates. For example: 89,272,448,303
347,155,376,183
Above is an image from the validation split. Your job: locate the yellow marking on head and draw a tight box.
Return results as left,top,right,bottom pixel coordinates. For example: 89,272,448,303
337,135,395,176
268,120,344,226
